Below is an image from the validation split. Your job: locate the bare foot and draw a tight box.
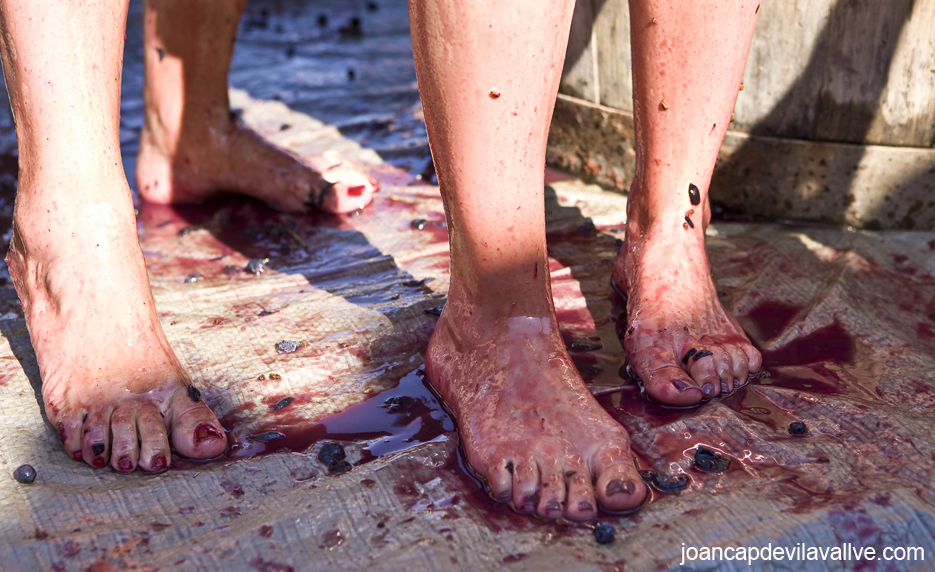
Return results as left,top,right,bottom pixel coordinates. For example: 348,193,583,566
8,178,227,471
136,119,378,214
614,201,762,407
426,287,648,520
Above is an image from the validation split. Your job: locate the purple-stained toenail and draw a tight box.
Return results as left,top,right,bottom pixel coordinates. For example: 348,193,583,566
672,380,694,391
721,382,730,393
151,455,167,471
578,500,594,512
606,479,635,496
693,349,713,361
194,423,223,444
702,383,715,396
92,457,106,468
545,500,561,512
498,490,512,501
117,457,133,472
522,495,538,511
92,443,105,456
72,451,83,462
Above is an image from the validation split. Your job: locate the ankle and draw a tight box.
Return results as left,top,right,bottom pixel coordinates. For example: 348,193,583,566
443,278,556,337
141,99,231,156
625,176,711,241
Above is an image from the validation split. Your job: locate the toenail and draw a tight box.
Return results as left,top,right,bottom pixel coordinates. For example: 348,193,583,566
682,348,697,363
701,383,715,396
606,479,635,496
117,457,133,472
72,451,83,462
521,495,538,511
578,500,594,512
672,380,695,391
693,350,713,361
498,490,512,501
194,423,223,444
92,443,105,456
545,500,561,512
720,382,730,393
92,457,106,469
151,455,167,471
188,385,202,402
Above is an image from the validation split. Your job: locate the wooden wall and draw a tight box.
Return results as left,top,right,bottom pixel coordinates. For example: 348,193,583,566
552,0,935,229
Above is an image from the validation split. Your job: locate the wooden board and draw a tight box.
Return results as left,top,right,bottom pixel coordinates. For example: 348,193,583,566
562,0,935,147
547,94,935,230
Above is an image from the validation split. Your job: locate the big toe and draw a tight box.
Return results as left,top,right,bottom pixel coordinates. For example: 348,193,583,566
305,151,378,214
168,390,227,459
593,444,648,513
642,364,705,407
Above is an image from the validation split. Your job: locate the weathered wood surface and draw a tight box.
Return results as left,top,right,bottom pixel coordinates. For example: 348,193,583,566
562,0,935,147
548,93,935,229
555,0,935,229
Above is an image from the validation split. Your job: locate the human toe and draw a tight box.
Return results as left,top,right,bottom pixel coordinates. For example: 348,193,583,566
137,402,171,472
81,408,112,469
593,446,647,513
483,453,515,502
109,406,140,473
535,459,567,520
642,364,704,407
321,181,376,214
713,349,737,394
687,353,721,398
59,411,85,463
167,389,226,459
305,152,378,214
725,344,750,389
743,342,763,375
563,464,598,521
511,459,540,513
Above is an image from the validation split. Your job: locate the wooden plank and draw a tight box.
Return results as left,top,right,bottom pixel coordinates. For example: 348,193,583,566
593,0,632,112
561,0,599,103
547,93,935,230
870,0,935,147
568,0,935,148
733,0,835,137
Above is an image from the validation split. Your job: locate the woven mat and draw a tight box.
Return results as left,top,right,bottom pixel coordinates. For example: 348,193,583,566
0,1,933,571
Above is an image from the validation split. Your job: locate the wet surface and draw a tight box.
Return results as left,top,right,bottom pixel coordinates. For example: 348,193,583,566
0,0,933,570
219,367,454,463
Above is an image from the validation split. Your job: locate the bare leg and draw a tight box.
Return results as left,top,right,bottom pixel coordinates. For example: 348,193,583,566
0,0,226,471
136,0,378,214
615,0,763,406
411,0,647,519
